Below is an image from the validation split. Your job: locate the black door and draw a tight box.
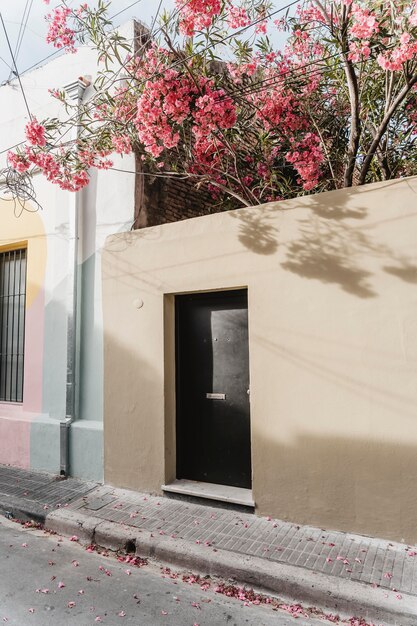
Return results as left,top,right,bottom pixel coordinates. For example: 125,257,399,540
176,289,251,489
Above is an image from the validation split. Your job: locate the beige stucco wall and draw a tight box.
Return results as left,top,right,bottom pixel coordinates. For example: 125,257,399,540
102,177,417,543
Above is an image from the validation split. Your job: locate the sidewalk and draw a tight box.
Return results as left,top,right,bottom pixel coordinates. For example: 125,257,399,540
0,464,416,625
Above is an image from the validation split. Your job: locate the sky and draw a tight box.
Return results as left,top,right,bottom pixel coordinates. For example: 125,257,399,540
0,0,176,84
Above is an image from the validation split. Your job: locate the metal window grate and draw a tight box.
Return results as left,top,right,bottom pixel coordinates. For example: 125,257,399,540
0,248,27,403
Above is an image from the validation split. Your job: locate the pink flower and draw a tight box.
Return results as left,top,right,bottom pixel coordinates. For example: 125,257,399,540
25,118,46,147
45,7,76,53
227,6,251,29
175,0,221,36
111,135,131,155
350,6,379,40
255,20,267,35
285,133,323,190
7,151,30,173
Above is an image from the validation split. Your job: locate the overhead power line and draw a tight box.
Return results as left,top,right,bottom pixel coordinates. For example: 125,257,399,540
19,0,146,78
0,12,32,119
12,0,30,66
14,0,34,64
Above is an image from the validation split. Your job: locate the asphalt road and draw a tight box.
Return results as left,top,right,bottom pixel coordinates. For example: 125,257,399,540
0,516,327,626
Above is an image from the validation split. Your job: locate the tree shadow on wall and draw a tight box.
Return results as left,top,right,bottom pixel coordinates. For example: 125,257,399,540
233,181,417,298
229,206,280,255
281,217,378,298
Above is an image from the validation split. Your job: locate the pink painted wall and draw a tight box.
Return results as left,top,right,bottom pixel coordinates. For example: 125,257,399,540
0,416,30,468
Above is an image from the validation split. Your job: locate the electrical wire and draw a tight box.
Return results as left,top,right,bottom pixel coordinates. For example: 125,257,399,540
11,0,30,66
14,0,34,64
19,0,146,78
0,12,32,119
0,53,13,73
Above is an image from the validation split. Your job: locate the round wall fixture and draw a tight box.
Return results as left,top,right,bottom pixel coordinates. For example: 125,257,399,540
133,298,144,309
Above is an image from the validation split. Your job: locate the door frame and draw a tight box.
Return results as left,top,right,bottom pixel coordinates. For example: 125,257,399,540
163,287,252,489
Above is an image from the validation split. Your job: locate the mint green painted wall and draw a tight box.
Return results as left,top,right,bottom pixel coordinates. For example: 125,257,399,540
79,253,104,422
31,255,104,481
30,416,60,474
41,281,67,419
69,420,103,482
31,282,67,474
69,254,104,481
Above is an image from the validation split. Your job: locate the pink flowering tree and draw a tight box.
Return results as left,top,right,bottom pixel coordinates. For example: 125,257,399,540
6,0,417,206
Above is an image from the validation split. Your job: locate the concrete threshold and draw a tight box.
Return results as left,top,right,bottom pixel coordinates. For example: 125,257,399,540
162,479,255,507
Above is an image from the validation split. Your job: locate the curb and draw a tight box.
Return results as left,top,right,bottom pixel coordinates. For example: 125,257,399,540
45,508,417,625
0,495,47,524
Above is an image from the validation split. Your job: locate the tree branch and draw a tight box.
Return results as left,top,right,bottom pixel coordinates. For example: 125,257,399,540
359,73,417,184
339,7,361,187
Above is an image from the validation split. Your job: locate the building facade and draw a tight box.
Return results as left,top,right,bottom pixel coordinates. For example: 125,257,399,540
0,26,137,482
102,177,417,543
2,24,417,544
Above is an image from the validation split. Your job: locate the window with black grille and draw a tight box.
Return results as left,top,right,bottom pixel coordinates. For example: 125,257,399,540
0,248,27,403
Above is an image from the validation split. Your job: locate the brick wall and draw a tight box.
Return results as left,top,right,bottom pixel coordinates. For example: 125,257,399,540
133,154,223,229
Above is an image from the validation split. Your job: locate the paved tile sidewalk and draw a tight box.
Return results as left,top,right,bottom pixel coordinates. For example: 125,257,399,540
0,464,96,510
1,463,416,610
69,484,417,599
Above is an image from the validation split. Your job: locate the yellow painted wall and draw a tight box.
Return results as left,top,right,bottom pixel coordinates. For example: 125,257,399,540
0,200,46,308
102,177,417,542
